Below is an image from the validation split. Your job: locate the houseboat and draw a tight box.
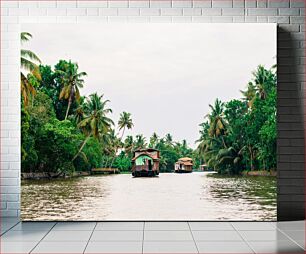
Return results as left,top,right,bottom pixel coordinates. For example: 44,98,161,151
174,157,193,173
199,164,213,171
131,148,160,177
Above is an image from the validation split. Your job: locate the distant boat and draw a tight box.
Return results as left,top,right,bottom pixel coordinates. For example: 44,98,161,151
131,148,160,177
199,164,213,171
174,157,193,173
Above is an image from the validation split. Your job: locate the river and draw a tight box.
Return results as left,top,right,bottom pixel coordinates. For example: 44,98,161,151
21,172,276,221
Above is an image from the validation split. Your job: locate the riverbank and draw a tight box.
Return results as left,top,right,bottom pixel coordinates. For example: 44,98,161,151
241,170,277,177
22,169,120,180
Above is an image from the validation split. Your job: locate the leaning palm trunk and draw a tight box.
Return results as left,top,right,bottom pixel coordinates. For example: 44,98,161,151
72,135,90,162
65,93,73,120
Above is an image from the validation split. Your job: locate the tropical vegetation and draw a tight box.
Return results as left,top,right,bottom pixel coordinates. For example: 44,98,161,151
196,65,277,174
21,32,276,176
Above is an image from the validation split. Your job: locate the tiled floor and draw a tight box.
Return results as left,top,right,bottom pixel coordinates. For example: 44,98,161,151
0,219,304,253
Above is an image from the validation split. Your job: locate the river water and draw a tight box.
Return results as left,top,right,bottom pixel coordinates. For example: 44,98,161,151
21,172,276,221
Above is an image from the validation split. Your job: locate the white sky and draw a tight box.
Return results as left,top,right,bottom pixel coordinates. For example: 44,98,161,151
22,23,276,148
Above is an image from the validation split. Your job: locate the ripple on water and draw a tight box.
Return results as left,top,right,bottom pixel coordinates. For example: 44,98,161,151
21,172,276,221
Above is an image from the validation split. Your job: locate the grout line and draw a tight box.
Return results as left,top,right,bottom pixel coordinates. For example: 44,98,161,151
83,222,97,254
276,227,305,251
29,222,57,254
142,221,145,254
187,221,200,254
0,220,20,236
230,222,256,254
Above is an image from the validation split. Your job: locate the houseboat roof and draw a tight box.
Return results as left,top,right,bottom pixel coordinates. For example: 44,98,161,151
133,148,159,153
176,157,193,166
178,157,193,162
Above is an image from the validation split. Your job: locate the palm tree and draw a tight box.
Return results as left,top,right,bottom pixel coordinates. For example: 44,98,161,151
20,32,41,106
253,65,276,100
241,82,256,108
57,61,87,120
118,112,134,140
72,93,113,161
165,133,173,146
216,144,246,174
149,132,159,148
110,112,133,169
124,135,134,157
134,134,147,149
206,99,227,146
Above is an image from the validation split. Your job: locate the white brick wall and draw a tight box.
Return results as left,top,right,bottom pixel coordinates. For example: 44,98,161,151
1,0,305,219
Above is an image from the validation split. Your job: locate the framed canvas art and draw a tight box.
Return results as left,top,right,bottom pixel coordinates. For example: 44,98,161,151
20,24,277,221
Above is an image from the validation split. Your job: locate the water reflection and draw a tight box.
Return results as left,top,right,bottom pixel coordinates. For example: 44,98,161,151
21,172,276,221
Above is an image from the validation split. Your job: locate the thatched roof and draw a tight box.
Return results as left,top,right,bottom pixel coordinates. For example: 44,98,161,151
133,148,159,153
178,157,193,162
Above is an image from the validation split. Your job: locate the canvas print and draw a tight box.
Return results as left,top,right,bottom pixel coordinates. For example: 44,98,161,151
21,24,277,220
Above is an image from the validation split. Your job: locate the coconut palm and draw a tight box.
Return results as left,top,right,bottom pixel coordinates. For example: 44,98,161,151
149,132,159,148
241,82,256,108
134,134,147,150
124,135,134,157
216,144,246,174
57,61,87,120
110,112,133,169
118,112,134,140
253,65,276,100
165,133,173,146
72,93,113,161
207,99,226,141
20,32,41,106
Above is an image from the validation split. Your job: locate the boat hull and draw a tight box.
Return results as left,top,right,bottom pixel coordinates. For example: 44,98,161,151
132,170,159,177
174,170,192,173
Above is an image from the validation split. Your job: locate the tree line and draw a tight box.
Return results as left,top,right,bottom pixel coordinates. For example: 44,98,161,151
21,32,276,176
21,32,196,175
196,65,277,174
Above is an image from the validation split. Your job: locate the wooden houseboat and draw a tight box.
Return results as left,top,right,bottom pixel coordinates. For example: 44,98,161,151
174,157,193,173
131,148,160,177
199,164,213,171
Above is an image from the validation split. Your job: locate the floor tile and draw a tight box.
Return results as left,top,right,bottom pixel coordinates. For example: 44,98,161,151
0,230,47,242
85,241,143,253
282,230,305,249
11,222,55,231
145,222,190,231
276,221,305,231
96,222,144,231
90,230,143,241
189,222,234,231
32,241,87,253
144,230,193,241
192,230,243,241
239,230,291,241
249,240,305,253
143,241,198,253
1,241,37,253
197,241,253,253
232,222,276,231
42,230,92,242
52,222,96,231
1,222,20,234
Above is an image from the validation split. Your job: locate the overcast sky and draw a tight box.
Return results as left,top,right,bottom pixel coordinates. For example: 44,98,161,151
22,23,276,148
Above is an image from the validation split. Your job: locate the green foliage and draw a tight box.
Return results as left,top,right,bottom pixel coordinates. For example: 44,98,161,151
114,152,132,171
35,119,79,174
74,137,103,171
21,53,275,178
197,65,277,175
